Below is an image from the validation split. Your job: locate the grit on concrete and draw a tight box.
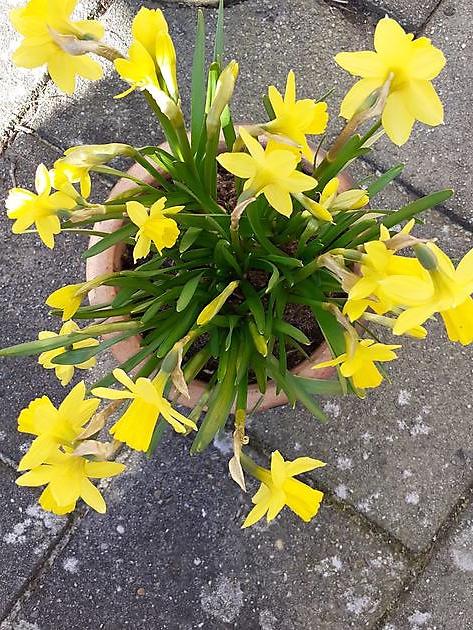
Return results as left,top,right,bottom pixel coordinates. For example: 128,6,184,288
0,0,472,629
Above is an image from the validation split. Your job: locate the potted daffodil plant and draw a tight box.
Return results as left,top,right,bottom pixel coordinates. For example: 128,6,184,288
2,0,472,528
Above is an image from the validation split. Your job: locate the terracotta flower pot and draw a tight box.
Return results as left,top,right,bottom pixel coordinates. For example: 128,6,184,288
86,144,350,411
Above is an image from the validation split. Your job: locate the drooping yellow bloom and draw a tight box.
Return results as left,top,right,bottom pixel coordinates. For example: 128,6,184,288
197,281,239,326
313,332,401,390
114,8,178,104
385,244,473,345
6,164,76,248
126,199,183,261
344,239,429,321
217,128,317,217
17,381,100,471
242,450,325,528
307,177,369,222
92,369,197,452
264,70,328,161
335,17,446,145
16,449,124,515
53,143,133,198
38,320,99,386
10,0,104,95
46,283,85,320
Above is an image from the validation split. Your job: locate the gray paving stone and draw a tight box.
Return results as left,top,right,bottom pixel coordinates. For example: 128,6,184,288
6,437,409,629
0,462,66,618
248,203,473,553
0,133,112,464
361,0,439,30
1,0,107,144
368,0,473,227
382,499,473,630
26,0,374,152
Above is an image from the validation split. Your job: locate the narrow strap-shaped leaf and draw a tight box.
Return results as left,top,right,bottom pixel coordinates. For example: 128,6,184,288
241,281,265,333
367,164,404,198
191,10,206,152
273,319,311,345
213,0,225,64
82,223,135,259
176,272,204,312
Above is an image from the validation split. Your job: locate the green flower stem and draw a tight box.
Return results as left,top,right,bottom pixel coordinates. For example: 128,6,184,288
144,91,181,160
240,452,268,483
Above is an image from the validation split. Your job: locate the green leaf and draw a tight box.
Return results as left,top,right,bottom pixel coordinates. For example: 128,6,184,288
179,227,202,252
191,341,238,454
273,319,310,345
51,330,136,365
191,10,206,152
241,281,265,333
367,164,404,198
82,223,135,260
353,189,454,245
266,255,302,269
176,272,204,312
213,0,224,64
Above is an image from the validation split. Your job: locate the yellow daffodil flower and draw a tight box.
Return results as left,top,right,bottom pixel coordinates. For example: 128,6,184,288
128,7,177,99
197,281,239,325
16,449,124,515
10,0,104,95
386,244,473,345
126,199,183,261
242,450,325,527
53,143,133,198
17,381,100,471
217,128,317,217
345,240,429,320
308,177,369,221
38,321,99,386
114,7,180,123
264,70,328,161
46,283,85,320
6,164,76,248
92,369,197,451
335,16,446,145
313,332,401,390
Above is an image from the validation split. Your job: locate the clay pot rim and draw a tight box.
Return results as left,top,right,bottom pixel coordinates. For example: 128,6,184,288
85,138,350,411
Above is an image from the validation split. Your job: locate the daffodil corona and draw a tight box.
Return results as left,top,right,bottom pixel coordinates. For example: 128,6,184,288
126,199,183,261
313,333,401,391
92,369,197,451
335,16,446,145
242,451,325,527
17,449,125,515
217,128,317,217
17,381,99,471
264,71,328,160
6,164,76,248
11,0,105,94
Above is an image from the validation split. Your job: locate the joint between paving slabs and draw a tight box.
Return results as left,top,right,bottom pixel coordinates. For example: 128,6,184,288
360,155,473,234
373,482,473,629
0,446,130,626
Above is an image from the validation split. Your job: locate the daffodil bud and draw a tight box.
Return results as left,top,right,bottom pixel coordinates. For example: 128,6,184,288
61,143,134,168
148,86,184,127
206,61,239,134
197,281,239,325
414,243,438,270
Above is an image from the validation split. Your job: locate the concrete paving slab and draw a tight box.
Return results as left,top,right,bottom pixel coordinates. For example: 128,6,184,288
0,132,112,464
359,0,439,30
366,0,473,227
5,438,409,629
382,498,473,630
1,0,109,144
0,463,65,618
247,195,473,553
